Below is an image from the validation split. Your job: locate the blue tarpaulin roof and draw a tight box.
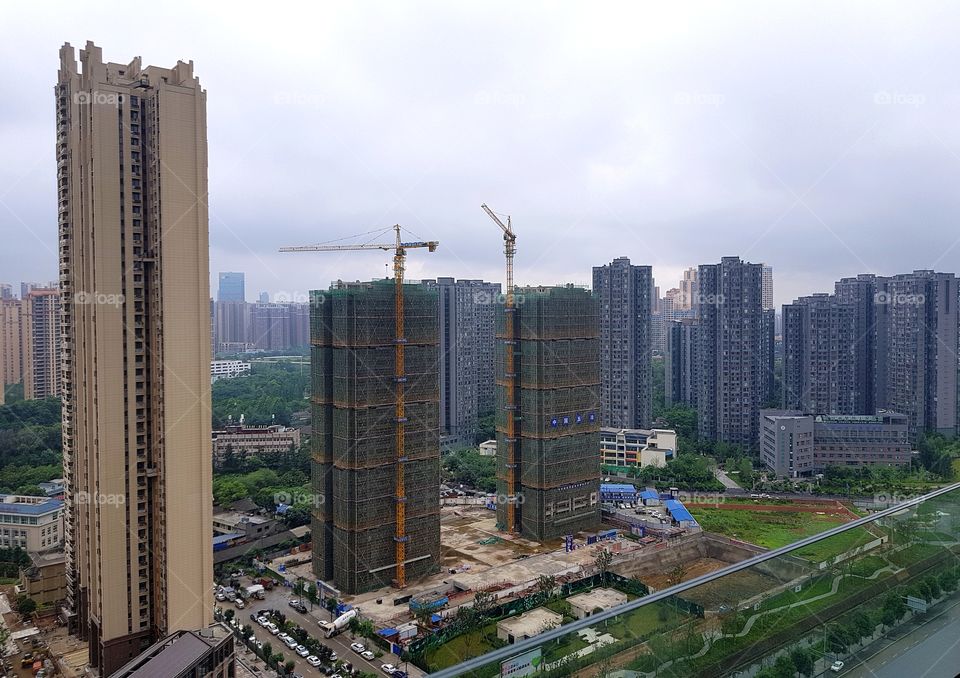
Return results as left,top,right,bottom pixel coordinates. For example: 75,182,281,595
601,483,637,494
639,489,659,500
378,628,397,636
664,499,696,523
212,533,242,545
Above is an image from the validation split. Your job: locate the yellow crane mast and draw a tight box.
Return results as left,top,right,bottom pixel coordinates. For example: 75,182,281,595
280,225,438,588
481,204,519,533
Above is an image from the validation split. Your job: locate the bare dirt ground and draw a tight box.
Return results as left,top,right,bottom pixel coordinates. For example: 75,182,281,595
639,558,780,609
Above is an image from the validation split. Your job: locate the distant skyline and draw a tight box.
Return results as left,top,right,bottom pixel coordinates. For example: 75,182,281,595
4,3,960,307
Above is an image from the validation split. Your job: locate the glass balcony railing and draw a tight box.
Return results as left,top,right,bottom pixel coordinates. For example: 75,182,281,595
419,482,960,678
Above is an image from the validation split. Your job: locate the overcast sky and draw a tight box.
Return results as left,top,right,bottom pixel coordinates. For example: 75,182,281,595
2,1,959,306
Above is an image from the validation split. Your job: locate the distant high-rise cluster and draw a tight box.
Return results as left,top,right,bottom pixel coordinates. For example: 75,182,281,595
0,287,62,405
593,258,652,428
212,294,310,353
782,271,958,440
217,271,245,302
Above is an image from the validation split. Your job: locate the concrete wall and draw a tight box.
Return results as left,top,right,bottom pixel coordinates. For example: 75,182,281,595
610,532,765,580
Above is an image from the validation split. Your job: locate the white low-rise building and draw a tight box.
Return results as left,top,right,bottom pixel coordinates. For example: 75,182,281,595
568,588,628,619
496,608,562,644
211,359,251,382
600,428,677,468
0,495,64,553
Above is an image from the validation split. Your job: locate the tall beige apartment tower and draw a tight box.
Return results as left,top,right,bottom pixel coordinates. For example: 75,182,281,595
57,42,213,675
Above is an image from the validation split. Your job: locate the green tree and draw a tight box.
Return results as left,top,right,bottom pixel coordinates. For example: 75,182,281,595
284,659,296,674
16,596,37,615
790,647,815,677
595,548,613,580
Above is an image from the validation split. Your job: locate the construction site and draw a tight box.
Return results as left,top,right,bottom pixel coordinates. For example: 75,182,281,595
496,285,602,540
310,279,441,594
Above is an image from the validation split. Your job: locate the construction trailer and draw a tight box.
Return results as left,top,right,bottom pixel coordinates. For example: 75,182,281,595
311,280,441,594
496,285,602,541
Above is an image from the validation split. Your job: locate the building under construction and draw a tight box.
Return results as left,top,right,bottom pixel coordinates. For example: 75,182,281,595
311,280,441,594
496,285,601,541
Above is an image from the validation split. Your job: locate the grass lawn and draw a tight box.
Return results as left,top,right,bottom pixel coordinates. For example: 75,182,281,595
423,622,500,671
888,543,945,568
542,634,589,663
845,554,888,578
689,506,849,551
791,526,877,564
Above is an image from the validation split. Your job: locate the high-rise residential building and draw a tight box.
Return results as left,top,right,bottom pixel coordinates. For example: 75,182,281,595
0,284,13,299
217,272,245,302
834,274,878,415
874,271,958,437
311,281,440,593
0,299,23,405
251,302,289,350
781,293,857,415
497,286,600,540
665,319,699,408
592,258,652,429
761,308,776,405
58,42,213,673
678,267,698,311
22,289,62,400
258,291,269,303
422,278,500,449
696,257,766,447
214,300,251,351
761,264,774,311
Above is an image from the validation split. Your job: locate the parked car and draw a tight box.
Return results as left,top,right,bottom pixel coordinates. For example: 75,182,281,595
297,645,310,657
392,672,408,678
830,660,844,673
256,616,269,627
361,650,375,661
307,656,322,667
234,599,245,609
381,664,397,675
350,643,366,653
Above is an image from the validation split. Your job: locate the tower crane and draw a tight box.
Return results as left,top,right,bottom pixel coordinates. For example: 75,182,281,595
481,204,519,533
280,225,438,588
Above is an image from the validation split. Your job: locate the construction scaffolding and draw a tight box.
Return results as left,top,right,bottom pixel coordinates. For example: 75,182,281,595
497,286,602,541
311,280,440,593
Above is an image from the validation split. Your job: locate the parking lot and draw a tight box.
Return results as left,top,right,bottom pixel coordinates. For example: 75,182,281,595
220,579,422,678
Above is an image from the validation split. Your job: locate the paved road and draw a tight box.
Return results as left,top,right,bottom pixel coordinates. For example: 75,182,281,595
840,596,960,678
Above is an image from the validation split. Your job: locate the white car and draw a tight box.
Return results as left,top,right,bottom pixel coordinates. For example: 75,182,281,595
381,664,397,675
297,645,310,657
284,637,299,649
215,593,225,601
307,656,322,667
278,632,290,641
267,624,279,635
234,599,245,609
830,660,844,673
350,643,366,653
329,651,338,661
361,650,375,661
256,616,269,627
